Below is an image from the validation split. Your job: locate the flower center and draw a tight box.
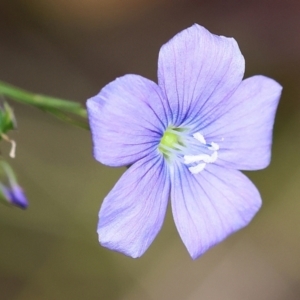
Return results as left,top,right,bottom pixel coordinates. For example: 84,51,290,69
158,127,219,174
158,127,183,158
159,131,179,149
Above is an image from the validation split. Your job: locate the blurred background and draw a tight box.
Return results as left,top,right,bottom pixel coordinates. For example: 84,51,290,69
0,0,300,299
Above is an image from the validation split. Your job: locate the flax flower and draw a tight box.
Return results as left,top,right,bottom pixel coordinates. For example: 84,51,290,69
87,24,282,259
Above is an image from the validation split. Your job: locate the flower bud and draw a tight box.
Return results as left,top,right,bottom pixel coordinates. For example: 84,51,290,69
0,161,28,209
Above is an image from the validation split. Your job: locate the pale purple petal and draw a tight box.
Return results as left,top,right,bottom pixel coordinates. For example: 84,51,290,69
8,186,28,209
87,74,169,167
2,185,28,209
158,24,245,128
98,153,170,258
171,163,261,259
203,76,282,170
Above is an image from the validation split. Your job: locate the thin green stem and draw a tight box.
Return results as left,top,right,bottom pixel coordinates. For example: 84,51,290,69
0,80,87,119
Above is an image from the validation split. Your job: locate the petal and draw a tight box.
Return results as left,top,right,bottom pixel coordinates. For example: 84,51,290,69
171,163,261,259
9,186,28,209
98,153,170,258
203,76,282,170
87,74,169,167
158,24,245,128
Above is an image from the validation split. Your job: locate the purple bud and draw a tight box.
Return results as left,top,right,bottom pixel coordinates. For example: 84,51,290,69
0,161,28,209
2,185,28,209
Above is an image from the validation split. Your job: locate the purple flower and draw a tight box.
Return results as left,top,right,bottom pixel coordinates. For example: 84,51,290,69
87,24,282,259
2,185,28,209
0,161,28,209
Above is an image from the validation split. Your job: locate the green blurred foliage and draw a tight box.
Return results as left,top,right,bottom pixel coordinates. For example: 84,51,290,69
0,102,16,135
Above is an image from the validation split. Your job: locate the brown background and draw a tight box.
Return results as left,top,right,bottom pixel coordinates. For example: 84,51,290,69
1,0,300,299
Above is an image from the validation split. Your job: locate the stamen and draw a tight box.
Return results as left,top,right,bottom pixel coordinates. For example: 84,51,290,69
209,142,219,151
1,134,16,158
159,127,219,173
193,132,206,144
168,128,188,135
184,154,213,164
159,143,179,156
210,151,218,163
183,132,219,174
189,163,206,174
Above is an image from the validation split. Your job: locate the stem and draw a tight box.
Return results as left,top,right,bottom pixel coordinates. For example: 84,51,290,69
0,80,87,119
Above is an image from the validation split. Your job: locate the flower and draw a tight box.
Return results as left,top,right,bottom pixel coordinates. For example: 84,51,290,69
0,184,28,209
87,24,282,259
0,160,28,209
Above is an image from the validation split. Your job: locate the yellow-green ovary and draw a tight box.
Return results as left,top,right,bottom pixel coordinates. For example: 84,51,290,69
160,131,178,148
158,130,181,157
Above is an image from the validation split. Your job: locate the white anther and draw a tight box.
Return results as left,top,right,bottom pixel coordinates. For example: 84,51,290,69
184,154,211,164
184,132,220,174
210,151,218,163
184,150,218,164
189,163,206,174
209,142,219,151
193,132,206,144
